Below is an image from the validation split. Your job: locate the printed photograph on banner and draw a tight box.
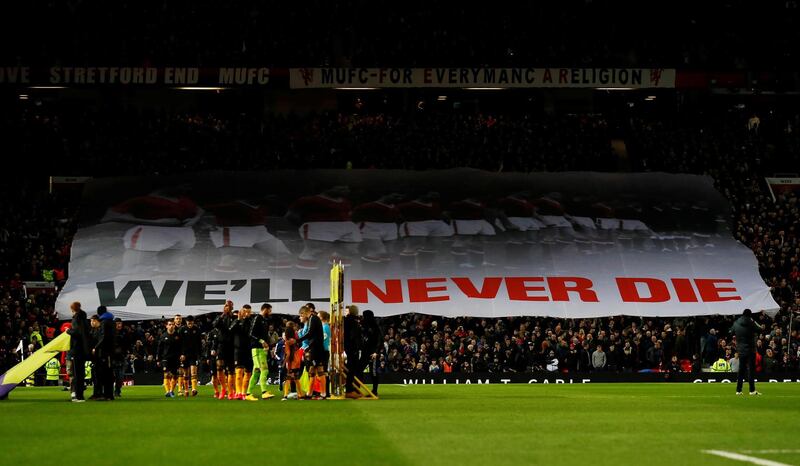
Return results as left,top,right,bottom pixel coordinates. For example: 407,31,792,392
56,169,777,320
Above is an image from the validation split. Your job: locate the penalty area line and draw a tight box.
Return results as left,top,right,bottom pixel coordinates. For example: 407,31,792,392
702,450,794,466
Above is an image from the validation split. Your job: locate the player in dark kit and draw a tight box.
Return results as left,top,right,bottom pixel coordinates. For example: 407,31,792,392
231,305,254,400
157,320,181,398
204,327,221,397
181,315,203,397
297,305,326,399
212,301,236,399
173,315,188,396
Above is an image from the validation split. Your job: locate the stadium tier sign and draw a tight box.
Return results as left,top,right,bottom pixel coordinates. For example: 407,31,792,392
0,66,674,88
55,169,776,320
289,68,675,89
0,66,271,86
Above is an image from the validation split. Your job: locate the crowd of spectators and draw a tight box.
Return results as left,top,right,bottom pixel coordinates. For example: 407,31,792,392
7,106,616,175
0,183,72,375
3,1,800,69
1,100,799,378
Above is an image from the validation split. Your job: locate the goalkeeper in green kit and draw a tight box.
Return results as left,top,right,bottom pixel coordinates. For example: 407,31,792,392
246,303,275,400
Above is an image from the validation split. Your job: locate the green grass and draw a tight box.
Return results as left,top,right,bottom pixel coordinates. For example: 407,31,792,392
2,383,800,465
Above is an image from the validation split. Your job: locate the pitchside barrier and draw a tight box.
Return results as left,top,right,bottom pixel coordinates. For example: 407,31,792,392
126,372,800,386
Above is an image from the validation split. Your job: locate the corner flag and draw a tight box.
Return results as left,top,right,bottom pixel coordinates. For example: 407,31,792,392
0,332,71,398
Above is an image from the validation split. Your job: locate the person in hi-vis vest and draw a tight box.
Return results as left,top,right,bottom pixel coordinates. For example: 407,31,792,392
711,357,731,372
45,357,61,386
85,360,93,385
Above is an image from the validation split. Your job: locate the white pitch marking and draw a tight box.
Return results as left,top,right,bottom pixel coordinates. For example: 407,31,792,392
741,450,800,455
702,450,794,466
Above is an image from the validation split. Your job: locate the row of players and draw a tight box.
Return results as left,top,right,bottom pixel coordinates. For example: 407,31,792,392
157,300,380,400
98,186,721,274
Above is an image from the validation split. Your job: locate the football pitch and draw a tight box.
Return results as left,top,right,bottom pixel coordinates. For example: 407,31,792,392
2,384,800,466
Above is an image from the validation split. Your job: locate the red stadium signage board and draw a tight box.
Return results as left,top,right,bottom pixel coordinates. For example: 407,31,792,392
765,177,800,201
55,169,776,320
289,67,676,89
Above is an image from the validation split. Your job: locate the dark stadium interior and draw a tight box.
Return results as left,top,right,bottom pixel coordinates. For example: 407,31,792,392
3,1,800,68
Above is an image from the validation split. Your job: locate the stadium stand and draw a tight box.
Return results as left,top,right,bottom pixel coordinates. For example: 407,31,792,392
1,0,799,379
1,101,798,378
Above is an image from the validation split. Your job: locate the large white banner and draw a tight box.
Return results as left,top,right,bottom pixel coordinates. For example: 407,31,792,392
290,68,676,89
55,170,776,320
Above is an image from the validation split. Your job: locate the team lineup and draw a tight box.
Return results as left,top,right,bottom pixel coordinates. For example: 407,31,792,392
154,300,380,401
62,298,381,402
